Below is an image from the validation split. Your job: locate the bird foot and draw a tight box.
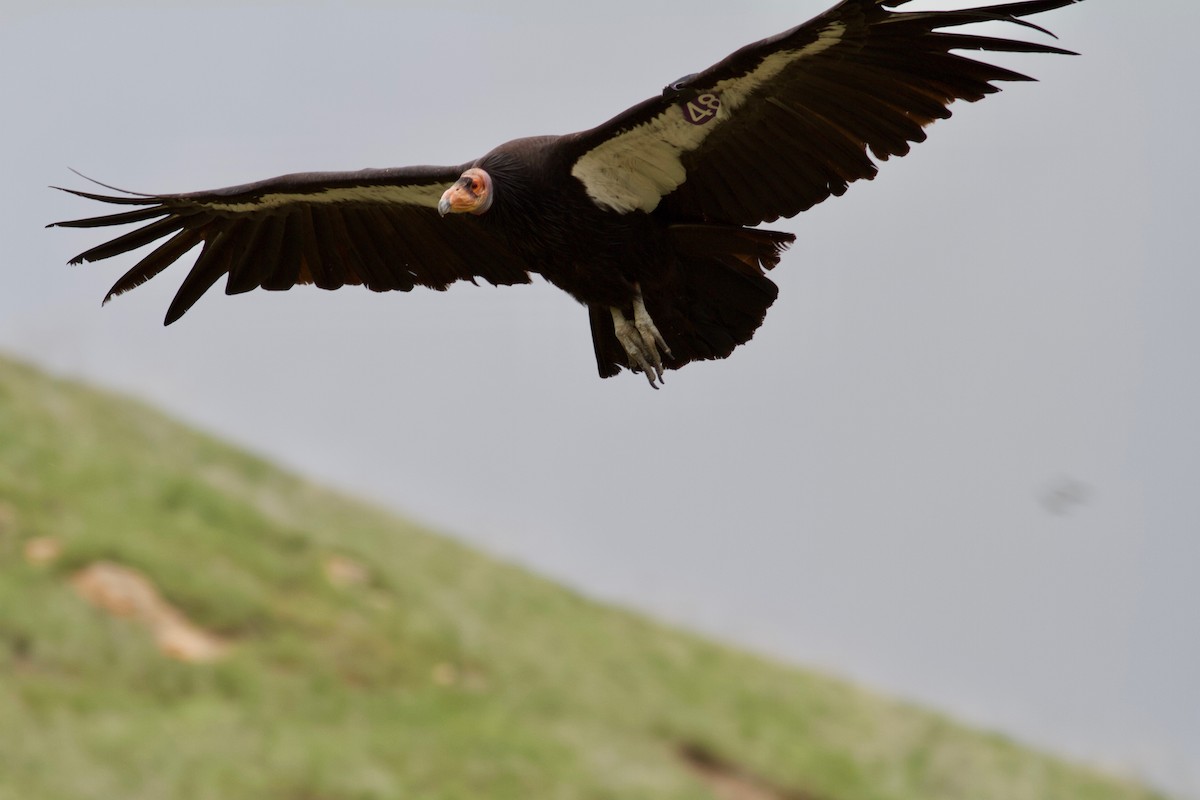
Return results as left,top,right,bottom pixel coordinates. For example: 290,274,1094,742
611,287,673,389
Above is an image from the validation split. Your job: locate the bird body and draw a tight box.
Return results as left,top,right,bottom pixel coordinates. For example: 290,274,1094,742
52,0,1084,387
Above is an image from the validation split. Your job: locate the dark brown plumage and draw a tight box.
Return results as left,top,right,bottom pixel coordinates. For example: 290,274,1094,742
50,0,1084,388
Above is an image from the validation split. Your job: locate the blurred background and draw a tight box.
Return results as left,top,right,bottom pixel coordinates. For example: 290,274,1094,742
3,0,1197,796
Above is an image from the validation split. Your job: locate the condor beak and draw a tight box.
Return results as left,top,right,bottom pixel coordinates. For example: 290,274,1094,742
438,168,493,217
437,180,468,217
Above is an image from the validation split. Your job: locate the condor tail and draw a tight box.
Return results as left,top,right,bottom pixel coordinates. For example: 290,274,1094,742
589,225,793,380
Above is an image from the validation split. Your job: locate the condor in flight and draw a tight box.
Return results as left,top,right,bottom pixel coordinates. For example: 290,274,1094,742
52,0,1083,388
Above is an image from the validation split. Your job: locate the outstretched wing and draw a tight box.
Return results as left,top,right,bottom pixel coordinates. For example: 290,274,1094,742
566,0,1081,225
51,166,534,324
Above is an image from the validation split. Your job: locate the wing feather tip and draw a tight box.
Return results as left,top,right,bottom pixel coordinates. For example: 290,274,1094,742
103,280,136,306
163,305,185,327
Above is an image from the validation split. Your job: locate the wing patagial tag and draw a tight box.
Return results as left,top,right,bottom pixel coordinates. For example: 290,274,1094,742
681,93,722,126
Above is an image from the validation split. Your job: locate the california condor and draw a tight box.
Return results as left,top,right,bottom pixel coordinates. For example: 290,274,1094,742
51,0,1083,388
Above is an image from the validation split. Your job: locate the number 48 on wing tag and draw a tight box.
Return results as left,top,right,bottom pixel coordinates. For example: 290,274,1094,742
682,93,722,126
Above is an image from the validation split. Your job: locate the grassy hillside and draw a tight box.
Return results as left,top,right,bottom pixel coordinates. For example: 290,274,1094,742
0,353,1166,800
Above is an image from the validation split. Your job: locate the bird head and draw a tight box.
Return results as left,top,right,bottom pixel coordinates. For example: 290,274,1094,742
438,168,493,216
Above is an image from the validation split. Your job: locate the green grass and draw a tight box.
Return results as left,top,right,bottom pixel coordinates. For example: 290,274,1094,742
0,353,1167,800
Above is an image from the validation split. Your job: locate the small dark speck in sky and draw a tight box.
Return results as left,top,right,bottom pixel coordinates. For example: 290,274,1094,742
1040,477,1091,516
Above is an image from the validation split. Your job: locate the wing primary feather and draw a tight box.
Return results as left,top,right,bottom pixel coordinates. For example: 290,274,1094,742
50,205,172,229
292,206,326,288
765,84,918,160
263,213,303,290
321,209,368,288
66,168,156,197
104,228,204,303
164,228,240,325
716,144,793,222
697,174,749,223
412,214,478,288
362,208,419,291
399,214,458,290
890,1,1082,35
891,12,1058,40
310,211,356,290
51,187,160,207
814,56,980,112
252,213,289,289
942,0,1083,24
338,209,397,291
69,216,188,265
766,98,878,181
940,52,1039,87
225,214,285,295
931,32,1076,56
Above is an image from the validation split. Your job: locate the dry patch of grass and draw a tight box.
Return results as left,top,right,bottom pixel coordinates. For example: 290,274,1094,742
71,561,229,663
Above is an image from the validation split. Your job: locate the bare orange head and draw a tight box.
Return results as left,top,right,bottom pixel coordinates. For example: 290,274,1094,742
438,167,493,216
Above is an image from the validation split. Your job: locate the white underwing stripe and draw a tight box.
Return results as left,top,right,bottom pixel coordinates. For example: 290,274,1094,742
199,183,449,214
571,22,846,214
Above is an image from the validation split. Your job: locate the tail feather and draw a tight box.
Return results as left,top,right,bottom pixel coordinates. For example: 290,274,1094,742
590,225,793,379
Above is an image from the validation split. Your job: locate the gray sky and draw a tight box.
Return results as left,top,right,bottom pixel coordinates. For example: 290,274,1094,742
4,1,1198,796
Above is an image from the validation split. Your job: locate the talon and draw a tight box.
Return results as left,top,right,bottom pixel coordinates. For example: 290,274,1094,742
633,288,672,360
610,286,671,389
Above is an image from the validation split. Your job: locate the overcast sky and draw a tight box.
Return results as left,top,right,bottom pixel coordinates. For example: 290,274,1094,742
3,1,1197,796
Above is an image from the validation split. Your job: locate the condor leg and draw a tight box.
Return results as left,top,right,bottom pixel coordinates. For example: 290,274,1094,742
610,284,673,389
